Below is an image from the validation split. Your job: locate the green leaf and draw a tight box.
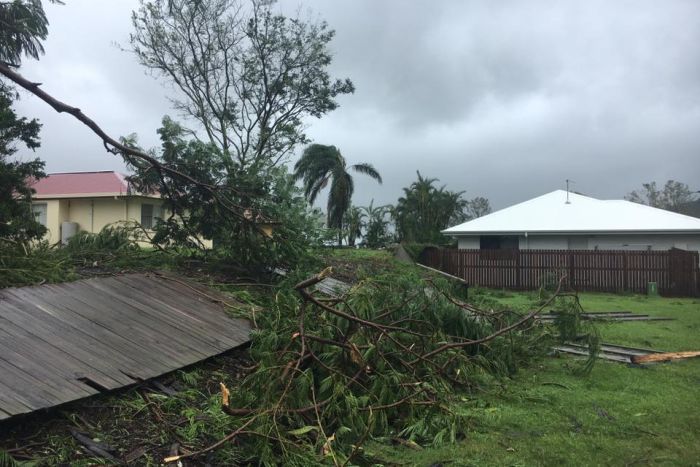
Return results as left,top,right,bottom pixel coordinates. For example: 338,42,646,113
287,425,319,437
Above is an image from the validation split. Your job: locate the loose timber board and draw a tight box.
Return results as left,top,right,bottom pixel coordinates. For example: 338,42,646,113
0,272,251,420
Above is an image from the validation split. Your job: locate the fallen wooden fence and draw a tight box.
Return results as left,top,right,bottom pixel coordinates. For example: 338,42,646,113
536,311,674,322
553,342,663,364
0,272,251,420
420,248,699,296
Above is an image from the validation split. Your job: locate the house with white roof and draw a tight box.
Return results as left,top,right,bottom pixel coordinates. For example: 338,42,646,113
443,190,700,254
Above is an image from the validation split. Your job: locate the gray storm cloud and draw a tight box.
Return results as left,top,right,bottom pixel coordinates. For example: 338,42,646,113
12,0,700,209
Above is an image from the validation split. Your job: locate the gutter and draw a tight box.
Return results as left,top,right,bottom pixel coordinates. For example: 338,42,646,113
442,230,700,236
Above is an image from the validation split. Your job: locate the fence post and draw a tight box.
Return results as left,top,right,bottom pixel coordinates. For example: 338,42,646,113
515,251,521,289
622,252,628,292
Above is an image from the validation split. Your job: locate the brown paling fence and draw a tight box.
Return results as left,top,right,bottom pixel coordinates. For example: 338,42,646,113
419,248,700,297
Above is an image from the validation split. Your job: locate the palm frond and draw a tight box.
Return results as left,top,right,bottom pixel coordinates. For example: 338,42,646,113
351,163,382,184
307,175,330,205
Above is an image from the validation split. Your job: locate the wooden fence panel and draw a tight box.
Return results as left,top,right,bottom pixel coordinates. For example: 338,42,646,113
419,248,699,297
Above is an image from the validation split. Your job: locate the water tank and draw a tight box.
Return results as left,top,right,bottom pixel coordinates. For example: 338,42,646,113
61,222,79,245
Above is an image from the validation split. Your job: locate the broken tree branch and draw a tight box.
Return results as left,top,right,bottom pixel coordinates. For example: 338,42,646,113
0,62,262,228
631,351,700,364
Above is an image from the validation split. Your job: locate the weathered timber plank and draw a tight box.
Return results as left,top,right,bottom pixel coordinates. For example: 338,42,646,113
0,301,131,388
416,263,469,285
553,346,632,363
0,337,95,398
0,379,38,414
105,275,245,347
78,280,218,358
3,287,167,380
52,282,199,369
113,275,246,339
118,274,250,341
83,279,229,354
151,271,243,306
6,284,168,374
0,358,67,408
0,273,251,420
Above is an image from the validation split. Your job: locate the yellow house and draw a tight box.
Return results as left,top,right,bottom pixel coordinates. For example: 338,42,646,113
30,171,166,244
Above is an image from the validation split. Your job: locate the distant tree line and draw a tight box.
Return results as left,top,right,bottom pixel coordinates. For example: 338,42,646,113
626,180,698,215
292,147,492,247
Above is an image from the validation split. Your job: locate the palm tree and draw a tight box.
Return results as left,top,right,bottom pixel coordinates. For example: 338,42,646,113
395,171,467,243
361,199,391,248
294,144,382,245
344,206,366,247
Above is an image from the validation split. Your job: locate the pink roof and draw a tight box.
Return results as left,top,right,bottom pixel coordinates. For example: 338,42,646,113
31,171,130,197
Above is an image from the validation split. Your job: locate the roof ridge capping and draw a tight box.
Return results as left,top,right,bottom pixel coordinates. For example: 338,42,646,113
45,170,122,175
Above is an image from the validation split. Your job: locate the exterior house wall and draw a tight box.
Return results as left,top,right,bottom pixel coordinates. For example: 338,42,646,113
92,198,135,232
587,234,700,252
456,234,700,254
34,196,165,241
457,237,480,249
43,200,61,243
518,235,569,250
33,196,215,249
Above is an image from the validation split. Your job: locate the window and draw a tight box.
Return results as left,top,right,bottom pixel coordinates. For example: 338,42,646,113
32,203,47,226
141,203,164,229
480,235,519,250
141,203,155,229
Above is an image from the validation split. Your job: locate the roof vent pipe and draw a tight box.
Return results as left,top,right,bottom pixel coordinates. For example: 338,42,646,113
565,179,574,204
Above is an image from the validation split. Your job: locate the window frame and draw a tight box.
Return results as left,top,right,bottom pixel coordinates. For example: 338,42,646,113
141,203,154,229
31,202,48,227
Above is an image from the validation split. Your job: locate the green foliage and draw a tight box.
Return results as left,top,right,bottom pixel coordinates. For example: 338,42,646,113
0,0,63,65
360,199,392,248
63,223,146,265
0,450,18,467
393,172,492,244
343,205,365,247
126,119,325,270
0,84,45,244
401,242,440,262
550,295,600,374
293,144,382,244
0,241,74,288
393,171,467,244
130,0,353,172
0,224,174,288
128,0,356,267
220,268,581,464
373,292,700,466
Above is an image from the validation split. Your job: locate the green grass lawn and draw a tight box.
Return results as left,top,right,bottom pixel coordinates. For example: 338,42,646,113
368,289,700,466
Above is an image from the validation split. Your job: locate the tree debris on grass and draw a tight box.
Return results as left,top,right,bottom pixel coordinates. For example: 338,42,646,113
161,267,595,465
0,250,598,465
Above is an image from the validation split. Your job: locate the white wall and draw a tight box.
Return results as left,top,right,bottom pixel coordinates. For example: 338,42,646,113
457,237,480,249
587,234,700,253
519,235,569,250
455,233,700,254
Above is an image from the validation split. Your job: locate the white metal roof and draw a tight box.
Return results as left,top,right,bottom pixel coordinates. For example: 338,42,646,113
443,190,700,236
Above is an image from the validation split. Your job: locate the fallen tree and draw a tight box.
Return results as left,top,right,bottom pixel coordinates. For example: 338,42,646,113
165,268,596,465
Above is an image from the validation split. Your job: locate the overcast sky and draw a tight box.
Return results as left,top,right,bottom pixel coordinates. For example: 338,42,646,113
13,0,700,209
